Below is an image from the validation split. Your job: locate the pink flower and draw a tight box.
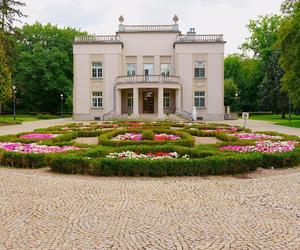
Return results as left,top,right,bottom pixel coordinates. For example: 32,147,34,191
19,133,59,140
0,142,79,154
220,140,297,153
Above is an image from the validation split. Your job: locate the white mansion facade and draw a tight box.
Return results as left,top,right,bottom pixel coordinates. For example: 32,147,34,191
73,16,225,120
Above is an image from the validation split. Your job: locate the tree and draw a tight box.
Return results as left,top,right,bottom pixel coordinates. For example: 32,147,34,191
0,0,26,33
277,1,300,107
224,54,262,112
0,39,12,114
241,14,288,115
224,79,238,110
14,22,86,113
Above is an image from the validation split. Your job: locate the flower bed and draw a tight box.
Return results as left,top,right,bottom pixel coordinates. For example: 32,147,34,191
202,127,238,133
220,140,297,153
19,133,59,140
111,133,180,141
106,151,189,160
231,133,282,140
0,142,79,154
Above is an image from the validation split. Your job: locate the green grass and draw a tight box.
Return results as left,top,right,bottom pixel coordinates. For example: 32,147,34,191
0,114,62,126
250,114,300,128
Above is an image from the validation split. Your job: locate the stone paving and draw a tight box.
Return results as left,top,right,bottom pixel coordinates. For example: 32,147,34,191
1,167,300,249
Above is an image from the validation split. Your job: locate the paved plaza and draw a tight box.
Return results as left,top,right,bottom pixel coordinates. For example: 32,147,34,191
1,167,300,249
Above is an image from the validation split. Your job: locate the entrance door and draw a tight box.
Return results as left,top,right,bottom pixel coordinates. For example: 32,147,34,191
143,91,154,113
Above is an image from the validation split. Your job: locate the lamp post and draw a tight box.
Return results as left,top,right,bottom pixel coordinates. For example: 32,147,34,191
288,97,291,123
13,85,16,121
235,93,238,113
60,94,64,118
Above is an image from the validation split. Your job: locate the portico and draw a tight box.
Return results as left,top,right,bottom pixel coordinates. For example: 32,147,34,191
115,80,181,117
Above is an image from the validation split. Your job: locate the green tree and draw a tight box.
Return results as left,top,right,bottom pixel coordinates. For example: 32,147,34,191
224,79,238,109
241,14,288,115
0,39,12,114
224,54,262,111
15,22,86,113
277,0,300,107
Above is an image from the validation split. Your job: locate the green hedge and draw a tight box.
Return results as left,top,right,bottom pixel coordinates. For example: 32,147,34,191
98,129,195,147
0,151,48,168
46,149,300,177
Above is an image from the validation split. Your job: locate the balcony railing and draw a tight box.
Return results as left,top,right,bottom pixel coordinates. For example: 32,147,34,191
74,35,121,43
176,34,224,43
118,24,179,32
116,75,180,84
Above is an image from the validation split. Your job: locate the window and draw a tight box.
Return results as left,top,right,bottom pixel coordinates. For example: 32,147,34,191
161,64,171,77
194,61,205,78
127,64,136,76
163,92,171,108
144,64,154,75
194,91,205,107
127,92,133,108
92,62,103,78
92,91,103,108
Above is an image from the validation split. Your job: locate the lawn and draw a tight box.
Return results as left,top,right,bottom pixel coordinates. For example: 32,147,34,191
249,114,300,128
0,114,62,126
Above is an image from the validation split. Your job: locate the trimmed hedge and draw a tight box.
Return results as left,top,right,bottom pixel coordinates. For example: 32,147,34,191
98,129,195,147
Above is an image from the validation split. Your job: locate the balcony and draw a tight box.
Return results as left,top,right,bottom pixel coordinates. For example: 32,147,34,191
175,34,224,43
74,35,123,45
116,75,181,85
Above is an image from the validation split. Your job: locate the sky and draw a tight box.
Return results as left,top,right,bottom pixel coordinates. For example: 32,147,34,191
20,0,283,54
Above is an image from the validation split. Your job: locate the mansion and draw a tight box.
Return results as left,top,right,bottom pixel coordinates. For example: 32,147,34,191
73,16,225,120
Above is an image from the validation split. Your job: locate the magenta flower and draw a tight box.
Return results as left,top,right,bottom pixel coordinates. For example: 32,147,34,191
0,142,79,154
19,133,59,140
220,140,297,153
231,133,282,140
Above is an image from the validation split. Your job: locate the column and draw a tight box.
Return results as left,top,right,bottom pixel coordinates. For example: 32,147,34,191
157,87,164,117
133,87,139,116
116,89,122,115
175,88,182,112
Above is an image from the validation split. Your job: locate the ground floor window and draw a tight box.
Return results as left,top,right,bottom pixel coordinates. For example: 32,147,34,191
163,92,171,108
195,91,205,107
127,92,133,108
92,91,103,108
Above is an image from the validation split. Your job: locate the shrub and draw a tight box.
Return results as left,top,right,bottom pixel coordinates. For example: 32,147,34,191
36,114,58,120
142,130,155,140
48,155,91,174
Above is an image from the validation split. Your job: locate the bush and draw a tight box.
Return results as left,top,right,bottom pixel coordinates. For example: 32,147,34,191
0,151,47,168
36,114,58,120
142,130,155,140
98,129,195,147
48,155,91,174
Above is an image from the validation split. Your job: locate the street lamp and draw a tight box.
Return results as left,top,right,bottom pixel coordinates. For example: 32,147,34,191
60,94,64,118
12,85,16,121
235,93,238,112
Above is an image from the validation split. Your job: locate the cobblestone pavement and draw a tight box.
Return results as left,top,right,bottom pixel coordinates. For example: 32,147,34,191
1,167,300,249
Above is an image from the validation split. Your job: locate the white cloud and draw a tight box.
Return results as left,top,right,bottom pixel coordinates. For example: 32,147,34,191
20,0,283,54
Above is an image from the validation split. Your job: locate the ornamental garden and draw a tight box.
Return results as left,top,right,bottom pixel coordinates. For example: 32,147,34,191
0,121,299,176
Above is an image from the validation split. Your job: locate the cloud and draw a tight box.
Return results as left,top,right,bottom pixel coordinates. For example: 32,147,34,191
21,0,282,54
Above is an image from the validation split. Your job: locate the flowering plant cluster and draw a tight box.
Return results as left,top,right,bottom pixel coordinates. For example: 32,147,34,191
111,133,143,141
231,133,282,140
19,133,59,140
111,133,180,141
202,127,238,133
0,142,79,154
106,151,189,160
154,133,180,141
220,140,297,153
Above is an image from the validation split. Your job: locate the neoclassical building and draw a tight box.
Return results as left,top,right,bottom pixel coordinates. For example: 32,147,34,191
73,16,225,120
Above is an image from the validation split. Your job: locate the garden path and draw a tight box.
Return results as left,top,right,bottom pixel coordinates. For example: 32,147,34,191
1,167,300,249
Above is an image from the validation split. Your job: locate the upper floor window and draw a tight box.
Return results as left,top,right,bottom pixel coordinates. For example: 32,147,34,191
144,64,154,76
127,92,133,108
161,64,171,77
163,92,171,107
127,64,136,76
194,91,205,107
92,91,103,108
92,62,103,78
194,61,205,78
